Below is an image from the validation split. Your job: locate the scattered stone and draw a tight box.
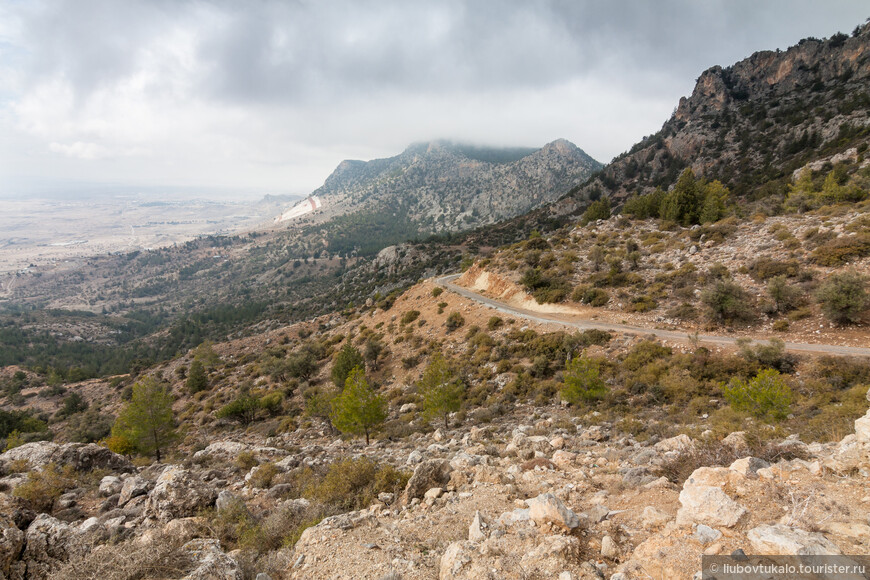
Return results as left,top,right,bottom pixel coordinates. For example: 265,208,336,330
677,468,748,528
118,475,151,507
728,457,770,478
641,506,671,528
99,475,123,497
693,524,722,545
404,460,451,501
181,538,242,580
747,524,842,556
601,535,618,558
468,511,486,542
527,493,580,532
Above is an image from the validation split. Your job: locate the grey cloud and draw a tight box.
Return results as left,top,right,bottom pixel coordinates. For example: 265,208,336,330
15,0,868,105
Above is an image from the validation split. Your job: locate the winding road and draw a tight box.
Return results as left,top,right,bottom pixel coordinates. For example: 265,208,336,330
435,274,870,358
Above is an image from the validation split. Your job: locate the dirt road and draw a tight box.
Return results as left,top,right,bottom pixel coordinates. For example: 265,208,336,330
436,274,870,358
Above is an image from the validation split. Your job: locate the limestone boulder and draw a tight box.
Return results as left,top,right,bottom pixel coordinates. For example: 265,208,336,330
181,538,242,580
404,460,451,501
747,524,842,556
23,514,89,579
676,467,748,528
527,493,580,532
144,466,217,522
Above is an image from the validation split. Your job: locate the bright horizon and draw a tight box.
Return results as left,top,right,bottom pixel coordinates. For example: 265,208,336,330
0,1,867,199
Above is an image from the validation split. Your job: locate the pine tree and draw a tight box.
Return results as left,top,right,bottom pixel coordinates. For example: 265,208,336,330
331,342,364,388
186,359,208,394
418,354,464,429
660,168,701,225
109,376,177,461
330,367,387,444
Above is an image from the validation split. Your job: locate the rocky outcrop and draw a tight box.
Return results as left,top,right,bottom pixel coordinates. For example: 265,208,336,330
747,524,842,556
526,493,581,532
0,442,132,474
144,466,216,522
22,514,92,579
552,23,870,211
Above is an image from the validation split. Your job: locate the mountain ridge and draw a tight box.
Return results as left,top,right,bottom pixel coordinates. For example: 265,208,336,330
547,22,870,217
281,139,601,239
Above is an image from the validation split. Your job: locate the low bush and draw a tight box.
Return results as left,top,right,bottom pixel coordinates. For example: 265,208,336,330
815,271,869,324
305,458,410,511
811,234,870,266
701,280,756,324
13,463,75,512
445,312,465,332
724,369,792,422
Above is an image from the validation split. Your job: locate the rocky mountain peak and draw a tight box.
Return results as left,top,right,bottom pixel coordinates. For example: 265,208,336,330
554,25,870,214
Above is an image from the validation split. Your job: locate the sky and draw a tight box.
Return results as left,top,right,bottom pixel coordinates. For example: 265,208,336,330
0,1,866,198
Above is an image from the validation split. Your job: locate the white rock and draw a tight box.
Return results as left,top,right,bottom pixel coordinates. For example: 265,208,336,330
693,524,722,545
677,468,748,528
468,511,486,542
654,434,694,454
424,487,444,500
729,457,770,478
747,524,842,556
642,506,671,528
99,475,123,497
527,493,580,532
601,535,618,558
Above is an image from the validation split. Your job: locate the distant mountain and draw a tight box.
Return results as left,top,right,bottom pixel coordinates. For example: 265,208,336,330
554,22,870,215
277,140,601,254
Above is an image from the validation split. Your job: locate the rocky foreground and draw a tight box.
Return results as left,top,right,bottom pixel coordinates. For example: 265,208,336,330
0,394,867,580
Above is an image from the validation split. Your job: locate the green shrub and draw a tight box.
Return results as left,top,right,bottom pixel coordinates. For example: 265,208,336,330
767,275,804,313
815,271,869,324
331,343,364,389
248,462,279,489
574,286,609,307
811,234,870,266
216,396,260,425
520,268,570,303
627,295,657,313
186,360,209,394
259,392,284,416
581,197,611,224
445,312,465,332
561,356,608,405
737,338,796,374
431,287,443,298
329,368,387,445
306,458,410,511
418,354,464,429
748,257,799,281
487,316,504,331
13,463,75,512
400,310,420,325
724,369,792,422
701,280,755,324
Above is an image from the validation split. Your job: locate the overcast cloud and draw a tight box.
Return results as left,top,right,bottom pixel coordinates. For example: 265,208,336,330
0,0,866,197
